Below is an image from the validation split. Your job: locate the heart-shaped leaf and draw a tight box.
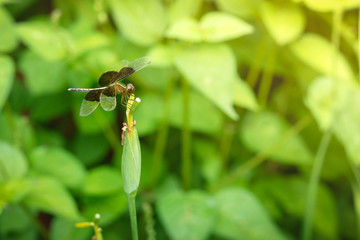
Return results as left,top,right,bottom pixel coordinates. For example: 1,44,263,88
157,190,217,240
214,187,287,240
240,111,312,165
174,43,239,120
260,1,305,45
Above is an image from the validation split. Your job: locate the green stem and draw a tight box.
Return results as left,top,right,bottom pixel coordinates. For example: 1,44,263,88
127,194,139,240
151,74,176,187
219,121,236,176
181,78,191,190
246,39,266,88
258,47,276,107
142,201,156,240
93,214,104,240
358,6,360,83
302,129,332,240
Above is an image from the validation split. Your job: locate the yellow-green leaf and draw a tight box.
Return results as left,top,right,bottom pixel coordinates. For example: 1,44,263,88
174,43,239,120
290,33,355,83
260,1,305,45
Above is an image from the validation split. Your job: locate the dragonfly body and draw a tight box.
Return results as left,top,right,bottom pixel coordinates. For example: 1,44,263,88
68,56,151,116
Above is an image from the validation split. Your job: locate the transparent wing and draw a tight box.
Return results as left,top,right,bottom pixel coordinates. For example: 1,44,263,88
128,56,152,72
116,56,152,81
79,90,102,116
100,86,116,111
80,99,99,116
106,60,130,72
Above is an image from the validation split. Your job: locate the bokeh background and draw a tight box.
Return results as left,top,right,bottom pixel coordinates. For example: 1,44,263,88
1,0,360,239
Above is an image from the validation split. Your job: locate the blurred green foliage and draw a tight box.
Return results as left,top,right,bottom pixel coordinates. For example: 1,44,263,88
0,0,360,239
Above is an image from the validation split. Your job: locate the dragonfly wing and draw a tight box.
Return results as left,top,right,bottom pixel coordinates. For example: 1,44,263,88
98,71,118,87
80,99,100,116
79,90,102,116
128,56,152,72
100,86,116,111
116,56,152,81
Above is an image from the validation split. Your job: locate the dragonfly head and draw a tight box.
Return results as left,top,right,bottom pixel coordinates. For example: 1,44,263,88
126,83,135,93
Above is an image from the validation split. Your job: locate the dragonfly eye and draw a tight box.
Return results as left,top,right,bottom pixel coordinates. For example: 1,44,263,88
127,84,135,93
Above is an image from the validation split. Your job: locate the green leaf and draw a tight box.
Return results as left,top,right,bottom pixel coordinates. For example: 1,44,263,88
30,93,72,122
108,0,166,46
147,44,174,67
166,12,253,43
167,0,203,24
0,141,28,182
71,133,110,166
0,55,14,110
83,166,122,196
305,76,360,165
305,76,340,131
200,11,254,43
16,20,72,61
232,78,259,111
214,187,287,240
0,7,18,52
174,43,239,120
334,89,360,165
0,205,32,235
289,33,355,83
74,103,116,134
260,1,305,45
23,176,80,220
50,217,91,240
157,190,217,240
303,0,360,11
1,178,33,203
29,147,86,190
122,128,141,195
19,51,67,96
252,177,338,239
82,192,127,226
240,112,312,165
193,139,222,185
165,18,202,42
169,90,224,135
215,0,259,18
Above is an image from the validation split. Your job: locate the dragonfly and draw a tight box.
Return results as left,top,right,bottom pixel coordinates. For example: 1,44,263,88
68,56,151,116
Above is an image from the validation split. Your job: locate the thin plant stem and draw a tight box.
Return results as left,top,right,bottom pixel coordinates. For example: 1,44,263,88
142,201,156,240
127,194,139,240
219,121,236,176
212,114,312,192
351,183,360,240
302,129,332,240
181,78,191,190
151,75,176,187
258,47,276,107
358,6,360,83
246,39,267,88
93,214,104,240
302,5,342,240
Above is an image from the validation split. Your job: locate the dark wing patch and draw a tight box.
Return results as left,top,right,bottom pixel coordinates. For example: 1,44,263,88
116,67,136,82
99,71,118,87
102,86,116,97
84,90,102,102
